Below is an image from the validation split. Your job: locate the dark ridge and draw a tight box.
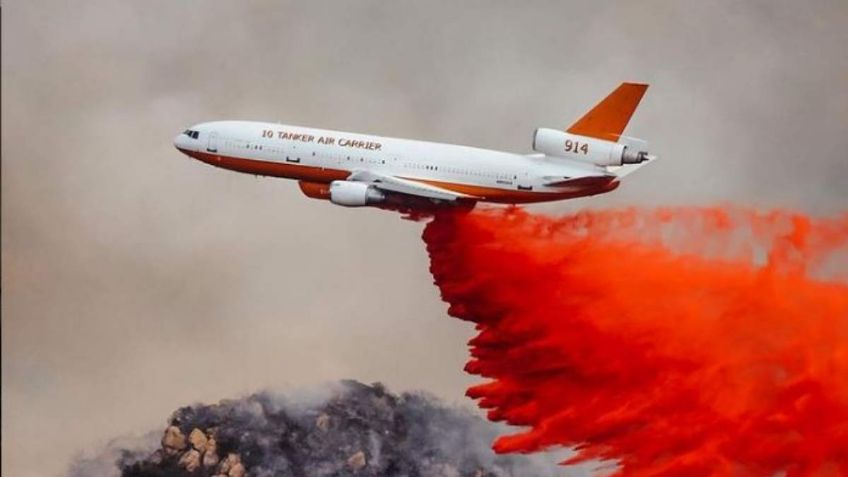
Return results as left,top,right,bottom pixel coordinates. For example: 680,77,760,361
69,380,560,477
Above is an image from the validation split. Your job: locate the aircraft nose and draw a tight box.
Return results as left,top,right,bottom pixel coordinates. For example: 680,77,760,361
174,127,200,153
173,133,188,151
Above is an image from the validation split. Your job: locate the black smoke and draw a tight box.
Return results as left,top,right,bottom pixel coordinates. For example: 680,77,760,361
67,380,564,477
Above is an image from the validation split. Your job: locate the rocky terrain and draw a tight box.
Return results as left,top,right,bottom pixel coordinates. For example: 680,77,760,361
68,380,563,477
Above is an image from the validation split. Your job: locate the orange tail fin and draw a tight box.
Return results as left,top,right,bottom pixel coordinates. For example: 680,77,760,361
566,82,648,142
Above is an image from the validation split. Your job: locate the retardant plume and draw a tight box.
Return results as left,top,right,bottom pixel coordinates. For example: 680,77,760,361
422,207,848,476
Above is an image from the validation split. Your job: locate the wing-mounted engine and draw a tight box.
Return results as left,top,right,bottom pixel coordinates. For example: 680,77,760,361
532,128,652,167
298,181,331,200
328,180,386,207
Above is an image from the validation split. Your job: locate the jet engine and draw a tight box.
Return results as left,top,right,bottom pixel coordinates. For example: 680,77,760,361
532,128,651,167
329,180,386,207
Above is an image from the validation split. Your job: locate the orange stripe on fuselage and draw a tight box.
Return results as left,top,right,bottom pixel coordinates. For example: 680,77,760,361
178,148,618,204
178,148,350,183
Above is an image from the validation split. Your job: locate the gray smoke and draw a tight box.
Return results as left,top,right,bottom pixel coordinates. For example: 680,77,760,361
67,381,568,477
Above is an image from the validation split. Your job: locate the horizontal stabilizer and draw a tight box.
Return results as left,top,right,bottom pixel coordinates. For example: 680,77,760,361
606,154,659,179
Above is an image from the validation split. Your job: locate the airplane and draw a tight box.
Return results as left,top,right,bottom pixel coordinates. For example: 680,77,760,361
174,82,656,210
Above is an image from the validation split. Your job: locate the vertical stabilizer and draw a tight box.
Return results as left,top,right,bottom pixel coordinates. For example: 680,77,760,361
567,83,648,142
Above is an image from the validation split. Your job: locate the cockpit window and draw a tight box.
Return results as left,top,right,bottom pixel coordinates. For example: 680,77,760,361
183,129,200,139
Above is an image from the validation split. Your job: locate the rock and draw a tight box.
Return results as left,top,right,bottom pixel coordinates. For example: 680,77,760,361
188,428,208,452
217,453,246,477
218,453,241,474
178,449,202,472
346,450,367,471
203,437,220,468
229,462,246,477
218,457,230,474
315,413,331,432
161,425,186,455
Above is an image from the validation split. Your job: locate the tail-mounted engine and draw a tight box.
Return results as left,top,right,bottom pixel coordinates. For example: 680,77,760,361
533,128,651,167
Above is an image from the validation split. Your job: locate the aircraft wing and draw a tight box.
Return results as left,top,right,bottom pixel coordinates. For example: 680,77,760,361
347,170,470,202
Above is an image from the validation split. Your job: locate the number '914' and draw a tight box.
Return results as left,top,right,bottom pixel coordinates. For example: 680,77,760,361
565,139,589,154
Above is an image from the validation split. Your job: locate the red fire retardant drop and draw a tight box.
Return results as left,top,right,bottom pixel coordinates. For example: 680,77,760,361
422,207,848,476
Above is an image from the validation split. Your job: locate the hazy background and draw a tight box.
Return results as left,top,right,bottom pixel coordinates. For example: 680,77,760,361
3,1,846,476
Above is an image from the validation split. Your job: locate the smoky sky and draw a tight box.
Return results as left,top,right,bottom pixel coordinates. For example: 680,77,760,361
2,1,847,476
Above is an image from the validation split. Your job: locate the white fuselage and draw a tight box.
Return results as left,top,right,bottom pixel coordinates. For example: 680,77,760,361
174,120,620,205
